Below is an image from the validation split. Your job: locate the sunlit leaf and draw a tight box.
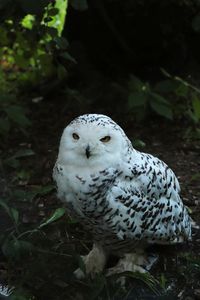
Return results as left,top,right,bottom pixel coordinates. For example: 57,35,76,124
21,14,35,29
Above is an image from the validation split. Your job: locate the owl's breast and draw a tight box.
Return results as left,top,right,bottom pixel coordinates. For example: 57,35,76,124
54,162,122,218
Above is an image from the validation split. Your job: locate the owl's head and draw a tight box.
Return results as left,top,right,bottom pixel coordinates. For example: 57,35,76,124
57,114,132,168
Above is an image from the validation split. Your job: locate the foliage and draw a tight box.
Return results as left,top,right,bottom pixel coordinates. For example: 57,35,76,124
128,71,200,138
128,75,173,121
0,0,69,139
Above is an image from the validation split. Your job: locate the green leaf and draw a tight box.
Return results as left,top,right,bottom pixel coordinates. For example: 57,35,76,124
4,149,34,169
150,94,173,120
14,53,30,69
10,207,19,224
35,185,55,196
154,80,179,94
4,105,31,127
0,93,16,103
38,208,66,229
21,14,35,29
2,238,33,259
192,14,200,32
128,92,147,108
54,36,69,49
90,275,106,300
175,83,189,98
4,157,20,168
13,149,35,158
12,189,36,202
128,75,144,92
59,52,77,63
119,272,160,294
191,173,200,182
192,96,200,120
15,169,31,181
0,199,19,224
0,118,10,135
132,139,146,149
12,185,54,203
57,64,68,80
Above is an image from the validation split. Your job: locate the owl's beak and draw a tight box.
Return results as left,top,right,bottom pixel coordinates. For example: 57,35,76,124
85,145,91,159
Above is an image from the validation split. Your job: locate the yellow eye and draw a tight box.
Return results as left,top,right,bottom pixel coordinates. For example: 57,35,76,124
100,136,111,143
72,133,79,140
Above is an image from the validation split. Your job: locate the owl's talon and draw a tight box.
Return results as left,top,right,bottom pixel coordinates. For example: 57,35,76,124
74,268,85,279
74,244,106,279
106,252,149,283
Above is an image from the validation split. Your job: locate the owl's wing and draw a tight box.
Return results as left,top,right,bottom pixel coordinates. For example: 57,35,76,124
130,152,181,202
106,153,191,244
108,182,191,245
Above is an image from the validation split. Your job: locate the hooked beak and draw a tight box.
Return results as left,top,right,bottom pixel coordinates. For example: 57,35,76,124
85,145,91,159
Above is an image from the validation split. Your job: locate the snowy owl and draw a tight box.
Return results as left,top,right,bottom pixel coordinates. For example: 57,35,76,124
53,114,191,277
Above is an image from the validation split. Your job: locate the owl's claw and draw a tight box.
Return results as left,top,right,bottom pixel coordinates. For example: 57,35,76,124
74,267,85,279
106,251,158,285
74,244,106,279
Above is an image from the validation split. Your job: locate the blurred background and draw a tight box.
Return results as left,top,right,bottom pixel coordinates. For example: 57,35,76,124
0,0,200,299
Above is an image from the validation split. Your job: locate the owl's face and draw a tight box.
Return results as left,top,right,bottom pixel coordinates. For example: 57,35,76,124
58,114,130,168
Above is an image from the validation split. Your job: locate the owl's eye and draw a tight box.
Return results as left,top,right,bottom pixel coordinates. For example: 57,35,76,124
72,133,80,140
100,136,111,143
